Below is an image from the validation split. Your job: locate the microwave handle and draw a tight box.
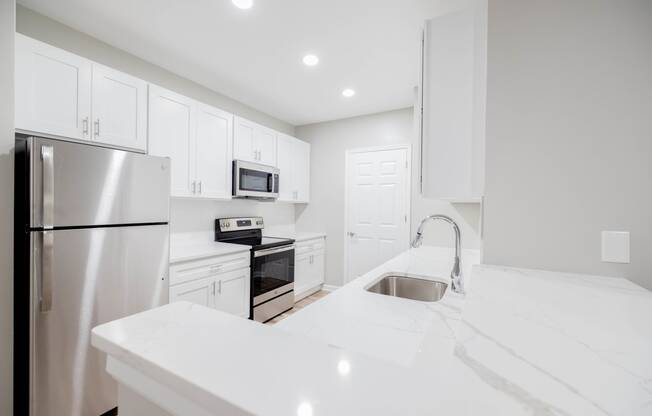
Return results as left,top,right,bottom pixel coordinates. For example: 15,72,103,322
268,173,274,192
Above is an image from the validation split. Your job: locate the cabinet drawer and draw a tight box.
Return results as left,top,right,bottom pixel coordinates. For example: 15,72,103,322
170,251,250,286
295,237,325,255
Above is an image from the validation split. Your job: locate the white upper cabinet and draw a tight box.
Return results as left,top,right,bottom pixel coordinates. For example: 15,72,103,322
148,85,195,197
15,34,91,141
233,116,256,162
420,1,486,202
233,116,277,166
15,34,147,151
194,104,233,199
293,139,311,203
277,133,311,203
149,85,233,200
276,133,295,201
90,64,147,150
255,125,277,166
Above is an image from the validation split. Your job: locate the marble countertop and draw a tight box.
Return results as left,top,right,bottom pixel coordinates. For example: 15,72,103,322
169,233,250,264
93,246,652,415
169,231,325,264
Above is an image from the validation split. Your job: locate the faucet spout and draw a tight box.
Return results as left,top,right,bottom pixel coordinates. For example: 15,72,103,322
411,215,465,295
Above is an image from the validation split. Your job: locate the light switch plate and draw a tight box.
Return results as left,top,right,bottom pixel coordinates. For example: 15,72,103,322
601,231,630,263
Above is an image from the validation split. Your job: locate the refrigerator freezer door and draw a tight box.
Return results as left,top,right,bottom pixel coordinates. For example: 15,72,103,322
31,224,169,416
29,136,170,228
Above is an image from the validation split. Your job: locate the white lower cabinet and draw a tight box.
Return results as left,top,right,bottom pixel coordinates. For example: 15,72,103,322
169,251,250,318
170,276,215,308
294,237,326,301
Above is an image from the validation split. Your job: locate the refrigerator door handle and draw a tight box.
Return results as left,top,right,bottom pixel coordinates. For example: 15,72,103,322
41,230,54,312
41,145,54,230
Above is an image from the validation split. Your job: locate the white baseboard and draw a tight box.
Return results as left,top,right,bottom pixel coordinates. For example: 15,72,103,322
321,284,340,292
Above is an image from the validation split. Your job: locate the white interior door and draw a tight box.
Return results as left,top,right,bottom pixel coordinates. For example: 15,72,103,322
195,104,233,199
346,147,409,282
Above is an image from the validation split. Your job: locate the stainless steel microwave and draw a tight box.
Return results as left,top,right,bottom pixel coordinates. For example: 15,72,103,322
232,160,279,200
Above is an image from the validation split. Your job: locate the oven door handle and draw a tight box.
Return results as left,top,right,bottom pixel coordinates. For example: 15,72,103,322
254,245,295,258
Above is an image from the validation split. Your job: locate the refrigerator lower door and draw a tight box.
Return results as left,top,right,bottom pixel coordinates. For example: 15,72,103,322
30,224,169,416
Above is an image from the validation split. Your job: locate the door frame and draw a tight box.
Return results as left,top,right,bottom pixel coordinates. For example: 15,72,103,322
343,144,412,284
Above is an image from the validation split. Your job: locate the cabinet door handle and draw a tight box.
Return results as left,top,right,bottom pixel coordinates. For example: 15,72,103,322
218,280,222,294
94,119,100,137
82,117,89,135
198,180,202,194
191,180,196,194
212,281,216,296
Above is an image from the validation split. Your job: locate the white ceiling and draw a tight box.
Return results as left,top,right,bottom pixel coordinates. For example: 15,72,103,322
18,0,443,126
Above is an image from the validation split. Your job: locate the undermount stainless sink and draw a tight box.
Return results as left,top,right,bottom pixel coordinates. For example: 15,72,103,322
365,273,448,302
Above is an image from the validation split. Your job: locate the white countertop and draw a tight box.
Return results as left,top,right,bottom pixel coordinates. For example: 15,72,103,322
169,231,325,264
169,232,250,264
93,246,652,415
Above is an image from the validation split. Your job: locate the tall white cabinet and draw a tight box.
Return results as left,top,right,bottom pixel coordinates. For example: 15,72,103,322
420,2,487,202
148,85,233,200
15,34,147,151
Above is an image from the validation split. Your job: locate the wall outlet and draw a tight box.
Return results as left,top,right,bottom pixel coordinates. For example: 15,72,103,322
601,231,630,263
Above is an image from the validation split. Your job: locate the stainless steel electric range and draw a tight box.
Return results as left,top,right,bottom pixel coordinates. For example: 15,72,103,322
215,217,295,322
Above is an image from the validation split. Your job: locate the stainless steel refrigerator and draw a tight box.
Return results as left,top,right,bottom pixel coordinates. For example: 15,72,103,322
14,135,171,416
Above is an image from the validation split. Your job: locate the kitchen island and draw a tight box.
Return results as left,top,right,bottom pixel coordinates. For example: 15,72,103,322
92,246,652,415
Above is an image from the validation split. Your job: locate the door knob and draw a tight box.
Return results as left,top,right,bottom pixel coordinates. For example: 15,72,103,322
347,231,356,237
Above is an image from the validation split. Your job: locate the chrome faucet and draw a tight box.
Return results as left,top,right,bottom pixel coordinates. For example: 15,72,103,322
411,215,464,295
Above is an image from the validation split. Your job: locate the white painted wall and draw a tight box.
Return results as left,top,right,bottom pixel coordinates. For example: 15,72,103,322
170,199,297,239
483,0,652,289
295,108,481,287
15,5,294,135
0,0,14,413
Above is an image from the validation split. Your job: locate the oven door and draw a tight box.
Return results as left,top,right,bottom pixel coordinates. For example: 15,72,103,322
252,245,295,306
233,160,280,199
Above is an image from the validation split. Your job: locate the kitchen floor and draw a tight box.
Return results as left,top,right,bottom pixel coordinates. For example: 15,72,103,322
267,290,329,325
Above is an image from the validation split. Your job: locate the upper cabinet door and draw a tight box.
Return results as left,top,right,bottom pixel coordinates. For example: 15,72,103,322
148,85,195,197
420,2,486,202
276,133,295,201
91,64,147,151
293,139,311,203
15,34,91,140
233,116,256,163
255,126,277,166
195,104,233,199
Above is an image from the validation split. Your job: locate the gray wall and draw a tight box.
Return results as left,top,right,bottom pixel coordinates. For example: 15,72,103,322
16,5,295,135
295,108,481,287
483,0,652,289
0,0,14,413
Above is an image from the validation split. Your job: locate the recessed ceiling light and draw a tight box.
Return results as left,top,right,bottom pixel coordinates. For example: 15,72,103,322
302,54,319,66
232,0,253,9
342,88,356,98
